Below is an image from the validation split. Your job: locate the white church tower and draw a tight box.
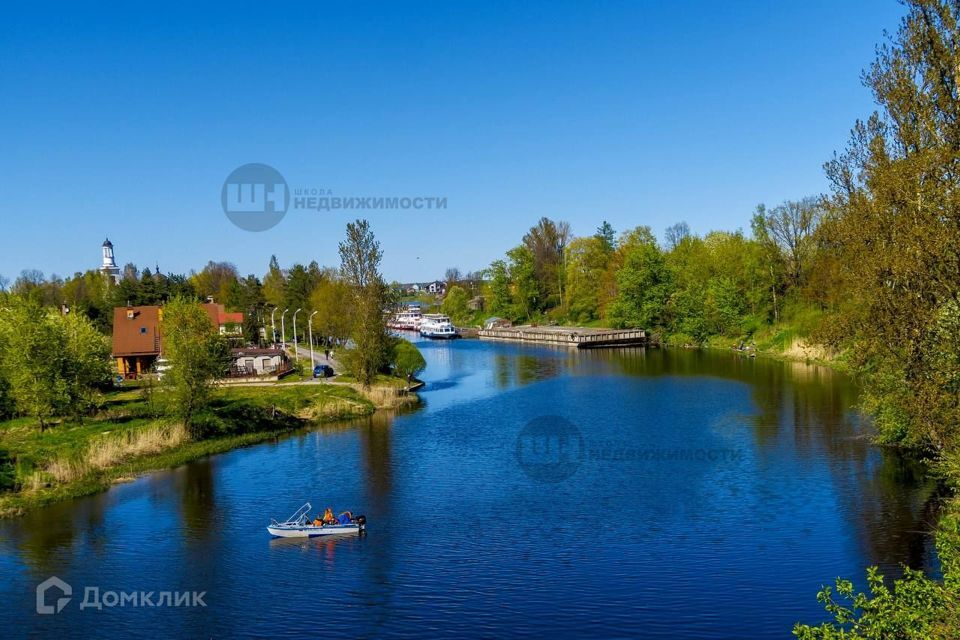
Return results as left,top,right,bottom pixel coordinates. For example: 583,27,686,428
100,238,120,284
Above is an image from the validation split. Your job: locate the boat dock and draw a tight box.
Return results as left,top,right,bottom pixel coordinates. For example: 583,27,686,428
477,325,647,349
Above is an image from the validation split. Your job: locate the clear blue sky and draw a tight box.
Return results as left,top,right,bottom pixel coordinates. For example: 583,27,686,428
0,1,903,284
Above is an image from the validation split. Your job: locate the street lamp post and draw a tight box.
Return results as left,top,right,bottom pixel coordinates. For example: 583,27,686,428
293,308,302,362
270,307,278,346
281,308,289,351
308,311,318,372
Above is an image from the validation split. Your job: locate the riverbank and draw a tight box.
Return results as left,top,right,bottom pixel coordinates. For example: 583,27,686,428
0,381,410,518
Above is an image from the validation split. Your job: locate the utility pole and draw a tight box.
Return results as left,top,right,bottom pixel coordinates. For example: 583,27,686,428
281,308,289,351
309,310,318,372
293,308,302,362
270,307,278,346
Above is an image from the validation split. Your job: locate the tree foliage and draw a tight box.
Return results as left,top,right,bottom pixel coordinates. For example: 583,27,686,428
339,219,390,386
160,297,230,433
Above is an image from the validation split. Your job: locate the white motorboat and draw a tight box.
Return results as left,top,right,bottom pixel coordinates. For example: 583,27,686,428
266,502,366,538
419,314,458,339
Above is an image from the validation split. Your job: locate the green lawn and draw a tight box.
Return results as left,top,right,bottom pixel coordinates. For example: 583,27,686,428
0,383,376,516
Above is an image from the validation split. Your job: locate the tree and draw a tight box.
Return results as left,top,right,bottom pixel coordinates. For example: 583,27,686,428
507,245,540,320
523,217,571,307
444,267,463,288
160,297,230,432
595,221,616,253
339,220,390,386
0,301,69,431
309,277,353,342
390,339,426,381
262,255,286,309
664,221,691,250
564,236,610,322
61,311,112,419
816,0,960,449
441,285,470,322
606,227,672,330
487,260,512,317
752,198,821,287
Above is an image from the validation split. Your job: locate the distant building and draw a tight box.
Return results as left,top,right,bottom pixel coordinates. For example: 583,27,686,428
426,280,446,295
100,238,120,284
112,302,245,378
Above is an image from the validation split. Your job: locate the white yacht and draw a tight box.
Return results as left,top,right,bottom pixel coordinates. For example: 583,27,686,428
419,314,458,339
388,307,423,331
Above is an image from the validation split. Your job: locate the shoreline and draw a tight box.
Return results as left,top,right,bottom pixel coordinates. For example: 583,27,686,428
0,381,419,519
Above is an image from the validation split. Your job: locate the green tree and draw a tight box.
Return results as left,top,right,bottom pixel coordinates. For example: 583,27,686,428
441,285,470,323
309,277,353,342
61,311,112,419
507,245,540,320
160,297,230,432
817,0,960,449
487,260,512,317
262,255,286,309
390,338,426,381
0,301,70,431
339,220,390,386
564,236,609,322
607,227,672,330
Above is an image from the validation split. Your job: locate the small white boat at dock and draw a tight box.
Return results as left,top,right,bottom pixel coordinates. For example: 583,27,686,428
419,314,458,339
266,502,366,538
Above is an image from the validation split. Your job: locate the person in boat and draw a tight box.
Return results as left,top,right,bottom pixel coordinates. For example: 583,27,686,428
337,511,353,525
312,514,324,526
323,507,336,524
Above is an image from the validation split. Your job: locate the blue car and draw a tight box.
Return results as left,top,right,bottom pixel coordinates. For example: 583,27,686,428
313,364,335,378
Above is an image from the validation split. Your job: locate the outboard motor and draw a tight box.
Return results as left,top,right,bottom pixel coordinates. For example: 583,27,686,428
355,515,367,529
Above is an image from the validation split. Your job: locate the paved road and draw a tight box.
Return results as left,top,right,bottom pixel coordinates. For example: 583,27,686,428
292,344,340,371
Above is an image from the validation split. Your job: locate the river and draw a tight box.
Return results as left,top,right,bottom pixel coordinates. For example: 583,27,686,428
0,339,941,638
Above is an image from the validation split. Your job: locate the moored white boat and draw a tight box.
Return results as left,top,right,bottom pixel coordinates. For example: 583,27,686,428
388,308,423,331
266,502,366,538
419,314,458,339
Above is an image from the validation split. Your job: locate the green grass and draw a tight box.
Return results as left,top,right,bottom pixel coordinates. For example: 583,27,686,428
0,383,376,517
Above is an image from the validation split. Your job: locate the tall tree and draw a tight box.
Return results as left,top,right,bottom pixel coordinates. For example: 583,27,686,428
262,255,286,309
752,198,821,287
523,217,571,307
818,0,960,449
339,220,390,385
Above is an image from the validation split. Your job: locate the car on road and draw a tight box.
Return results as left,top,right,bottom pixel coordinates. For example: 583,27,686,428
313,364,335,378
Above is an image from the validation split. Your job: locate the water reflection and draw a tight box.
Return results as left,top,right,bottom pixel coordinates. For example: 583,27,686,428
0,340,944,639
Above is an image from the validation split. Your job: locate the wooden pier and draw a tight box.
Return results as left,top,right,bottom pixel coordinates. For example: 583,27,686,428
477,325,647,349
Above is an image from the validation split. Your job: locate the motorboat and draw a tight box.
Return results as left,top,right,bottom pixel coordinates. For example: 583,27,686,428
266,502,366,538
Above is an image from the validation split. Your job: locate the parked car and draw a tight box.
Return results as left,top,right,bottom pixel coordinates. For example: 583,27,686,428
313,364,335,378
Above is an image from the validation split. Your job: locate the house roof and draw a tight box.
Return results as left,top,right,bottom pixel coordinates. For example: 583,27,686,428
112,306,162,357
112,303,245,357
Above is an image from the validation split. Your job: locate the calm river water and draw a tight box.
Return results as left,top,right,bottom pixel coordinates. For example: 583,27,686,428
0,339,941,638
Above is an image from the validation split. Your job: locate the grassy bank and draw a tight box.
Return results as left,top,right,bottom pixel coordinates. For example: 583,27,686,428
0,383,379,518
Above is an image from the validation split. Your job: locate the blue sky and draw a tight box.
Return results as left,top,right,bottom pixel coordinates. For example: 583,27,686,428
0,1,903,284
